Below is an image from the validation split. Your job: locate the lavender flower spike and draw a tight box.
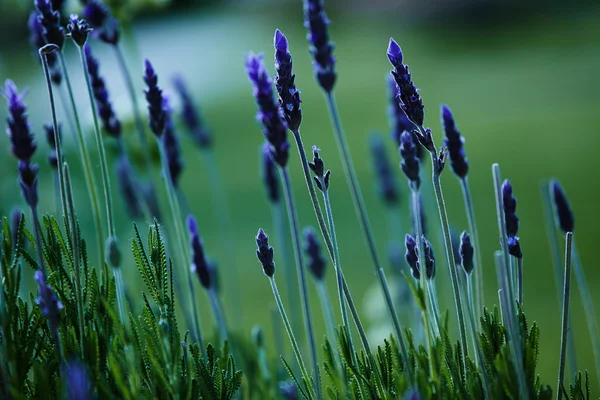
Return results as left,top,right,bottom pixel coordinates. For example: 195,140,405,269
245,53,289,167
405,234,420,279
304,227,326,280
551,180,574,233
261,143,279,203
303,0,336,92
83,0,120,44
274,29,302,132
28,12,62,84
369,133,399,206
387,38,424,128
85,45,121,137
441,105,469,179
173,75,211,148
67,15,91,47
162,97,184,188
502,179,522,258
388,75,419,157
35,270,63,332
422,237,436,280
256,228,275,277
459,231,474,274
188,215,211,289
399,131,420,189
35,0,65,48
144,59,165,137
3,80,36,162
65,362,91,400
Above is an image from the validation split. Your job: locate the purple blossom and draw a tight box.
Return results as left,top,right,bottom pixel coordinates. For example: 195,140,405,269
261,143,279,203
274,29,302,132
459,231,474,274
405,234,420,279
28,12,62,84
188,215,211,289
303,0,336,92
67,14,91,47
399,131,420,189
65,362,91,400
551,180,574,233
369,133,398,206
144,59,165,137
162,97,184,188
34,0,65,49
441,105,469,179
387,38,424,128
35,271,63,332
304,227,326,280
256,228,275,277
388,76,420,159
502,179,522,259
85,45,121,137
279,381,298,400
422,237,435,280
308,146,330,191
83,0,119,45
172,75,211,148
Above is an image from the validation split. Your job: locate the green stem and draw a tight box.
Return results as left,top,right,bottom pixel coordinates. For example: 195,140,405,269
517,257,523,304
208,287,228,342
465,273,478,366
269,276,315,400
492,164,528,399
324,92,411,372
460,178,484,322
57,51,105,271
316,282,336,349
557,232,573,400
63,163,85,360
271,305,286,376
113,268,126,325
280,167,321,399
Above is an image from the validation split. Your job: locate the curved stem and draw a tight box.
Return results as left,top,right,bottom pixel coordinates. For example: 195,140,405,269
270,277,315,400
280,167,321,399
57,51,105,270
324,92,410,372
557,232,573,400
460,178,484,322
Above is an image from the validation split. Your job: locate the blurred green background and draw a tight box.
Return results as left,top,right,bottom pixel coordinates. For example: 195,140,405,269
1,0,600,393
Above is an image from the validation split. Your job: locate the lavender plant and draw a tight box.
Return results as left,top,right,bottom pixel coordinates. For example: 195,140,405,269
0,0,597,399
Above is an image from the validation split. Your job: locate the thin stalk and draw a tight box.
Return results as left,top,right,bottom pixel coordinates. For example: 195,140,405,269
157,141,204,353
324,92,411,372
542,182,577,379
316,282,336,350
269,276,315,400
492,164,528,399
271,305,286,376
280,167,321,399
63,163,85,359
465,273,478,367
460,178,484,322
426,282,440,337
571,241,600,387
557,232,573,400
208,287,228,342
57,51,105,270
39,47,67,223
517,257,523,304
113,268,127,324
411,188,436,377
273,201,302,346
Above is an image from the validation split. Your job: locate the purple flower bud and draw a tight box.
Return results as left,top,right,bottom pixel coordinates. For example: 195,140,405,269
35,0,65,49
308,146,330,191
388,76,420,159
162,97,184,188
83,0,109,28
370,133,399,206
65,362,91,400
274,29,302,132
261,143,279,203
256,228,275,277
35,270,63,332
387,38,424,127
188,215,211,289
304,227,326,280
399,131,420,189
245,53,289,167
304,0,336,92
85,45,121,137
144,59,165,137
507,236,522,259
98,17,120,45
441,105,469,179
405,234,419,279
172,75,211,148
18,161,39,209
279,380,299,400
551,180,574,233
116,155,143,219
67,14,91,47
3,80,36,162
459,231,474,274
422,236,435,280
502,179,519,237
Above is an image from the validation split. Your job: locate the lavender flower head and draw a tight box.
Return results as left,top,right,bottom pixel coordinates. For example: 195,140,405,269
173,75,211,148
188,215,211,289
279,381,299,400
387,38,424,127
116,155,143,219
85,45,121,137
405,234,420,279
67,15,91,47
65,361,91,400
459,231,474,274
35,0,65,48
441,105,469,178
144,59,165,137
83,0,119,44
551,180,574,233
261,143,279,204
44,123,60,168
28,12,62,84
246,53,289,167
502,179,522,258
274,29,302,132
388,75,420,158
309,146,331,191
256,228,275,277
35,271,63,330
4,80,36,162
422,237,436,280
304,227,326,280
399,131,420,189
304,0,336,92
162,97,184,188
369,133,399,206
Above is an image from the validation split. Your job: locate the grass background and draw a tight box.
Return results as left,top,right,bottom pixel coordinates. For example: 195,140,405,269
1,1,599,393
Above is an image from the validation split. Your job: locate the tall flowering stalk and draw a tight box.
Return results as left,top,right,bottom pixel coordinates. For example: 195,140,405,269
245,52,321,398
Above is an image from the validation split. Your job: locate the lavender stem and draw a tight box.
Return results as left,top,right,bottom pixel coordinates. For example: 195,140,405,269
517,257,523,304
557,232,573,400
